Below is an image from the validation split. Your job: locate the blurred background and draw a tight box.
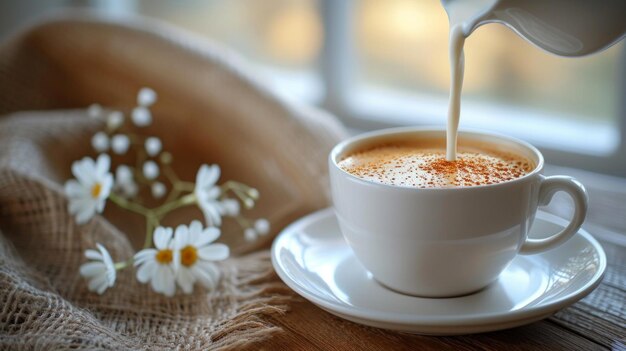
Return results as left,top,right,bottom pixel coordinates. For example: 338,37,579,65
1,0,625,175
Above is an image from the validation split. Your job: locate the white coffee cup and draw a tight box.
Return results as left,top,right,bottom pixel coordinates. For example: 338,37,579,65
329,127,588,297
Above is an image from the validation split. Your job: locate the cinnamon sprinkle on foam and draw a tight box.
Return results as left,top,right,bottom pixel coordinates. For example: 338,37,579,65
338,144,533,188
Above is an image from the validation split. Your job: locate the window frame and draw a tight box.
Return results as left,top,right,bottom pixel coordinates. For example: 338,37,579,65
317,0,626,177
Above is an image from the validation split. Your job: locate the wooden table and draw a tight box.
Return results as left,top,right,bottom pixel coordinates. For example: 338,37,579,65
255,166,626,350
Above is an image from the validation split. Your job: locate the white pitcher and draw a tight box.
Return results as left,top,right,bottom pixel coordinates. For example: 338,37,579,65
441,0,626,57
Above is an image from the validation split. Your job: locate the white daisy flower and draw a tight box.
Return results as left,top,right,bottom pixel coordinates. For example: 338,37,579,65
115,165,138,198
91,132,109,152
132,106,152,127
138,87,157,106
134,227,177,296
151,181,166,198
64,154,113,224
111,134,130,154
143,160,160,180
80,243,116,294
107,111,124,130
145,137,162,157
87,104,103,119
173,221,229,293
194,164,223,226
219,198,240,217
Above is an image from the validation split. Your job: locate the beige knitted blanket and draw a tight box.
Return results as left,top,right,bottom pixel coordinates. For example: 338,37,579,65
0,12,346,350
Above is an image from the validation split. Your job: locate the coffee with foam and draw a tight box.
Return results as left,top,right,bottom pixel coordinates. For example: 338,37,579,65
338,140,533,188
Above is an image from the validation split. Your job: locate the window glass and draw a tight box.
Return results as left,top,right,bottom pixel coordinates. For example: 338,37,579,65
355,0,623,123
138,0,322,71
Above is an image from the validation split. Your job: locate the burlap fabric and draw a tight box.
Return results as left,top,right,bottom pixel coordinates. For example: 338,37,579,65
0,12,346,350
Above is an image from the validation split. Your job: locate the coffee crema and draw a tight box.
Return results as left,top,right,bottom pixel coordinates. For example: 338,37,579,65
338,141,534,188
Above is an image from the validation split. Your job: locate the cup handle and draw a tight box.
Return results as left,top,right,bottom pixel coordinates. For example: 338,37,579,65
520,175,588,255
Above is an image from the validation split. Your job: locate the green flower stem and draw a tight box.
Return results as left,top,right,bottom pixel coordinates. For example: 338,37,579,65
175,181,195,192
109,193,151,216
163,163,180,184
234,215,251,229
114,255,135,271
220,181,258,207
143,213,157,249
134,148,150,185
163,165,192,203
154,193,197,217
164,188,181,204
126,132,146,146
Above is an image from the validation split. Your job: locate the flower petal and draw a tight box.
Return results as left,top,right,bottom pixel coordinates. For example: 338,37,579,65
207,187,221,199
195,164,220,188
196,227,220,247
174,224,190,250
200,203,222,227
191,264,217,290
136,261,157,283
95,154,111,176
195,165,207,186
65,180,86,198
189,220,203,236
96,279,109,295
151,265,164,293
198,244,229,261
68,198,90,216
72,157,96,184
95,198,107,213
99,174,114,199
75,203,96,224
84,249,103,261
157,266,176,297
176,267,195,294
87,273,107,293
134,249,157,266
80,262,105,278
191,261,220,289
153,227,173,249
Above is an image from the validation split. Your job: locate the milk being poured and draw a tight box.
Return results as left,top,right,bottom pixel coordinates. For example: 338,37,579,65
441,0,626,160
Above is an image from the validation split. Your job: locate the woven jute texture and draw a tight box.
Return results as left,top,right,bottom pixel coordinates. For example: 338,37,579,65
0,12,346,351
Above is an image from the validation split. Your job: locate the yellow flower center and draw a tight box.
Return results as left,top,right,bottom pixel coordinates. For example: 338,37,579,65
181,245,198,267
91,183,102,198
156,249,173,264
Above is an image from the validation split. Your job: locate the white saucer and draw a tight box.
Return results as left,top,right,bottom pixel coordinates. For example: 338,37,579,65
271,208,606,335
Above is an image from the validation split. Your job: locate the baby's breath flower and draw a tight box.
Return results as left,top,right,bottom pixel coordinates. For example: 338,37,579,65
111,134,130,154
244,219,270,242
87,104,103,119
64,154,113,224
145,137,162,157
115,165,138,198
143,160,160,180
254,218,270,235
138,87,157,107
248,188,259,199
106,111,124,130
132,106,152,127
80,243,116,294
244,228,257,242
152,181,166,198
91,132,109,152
